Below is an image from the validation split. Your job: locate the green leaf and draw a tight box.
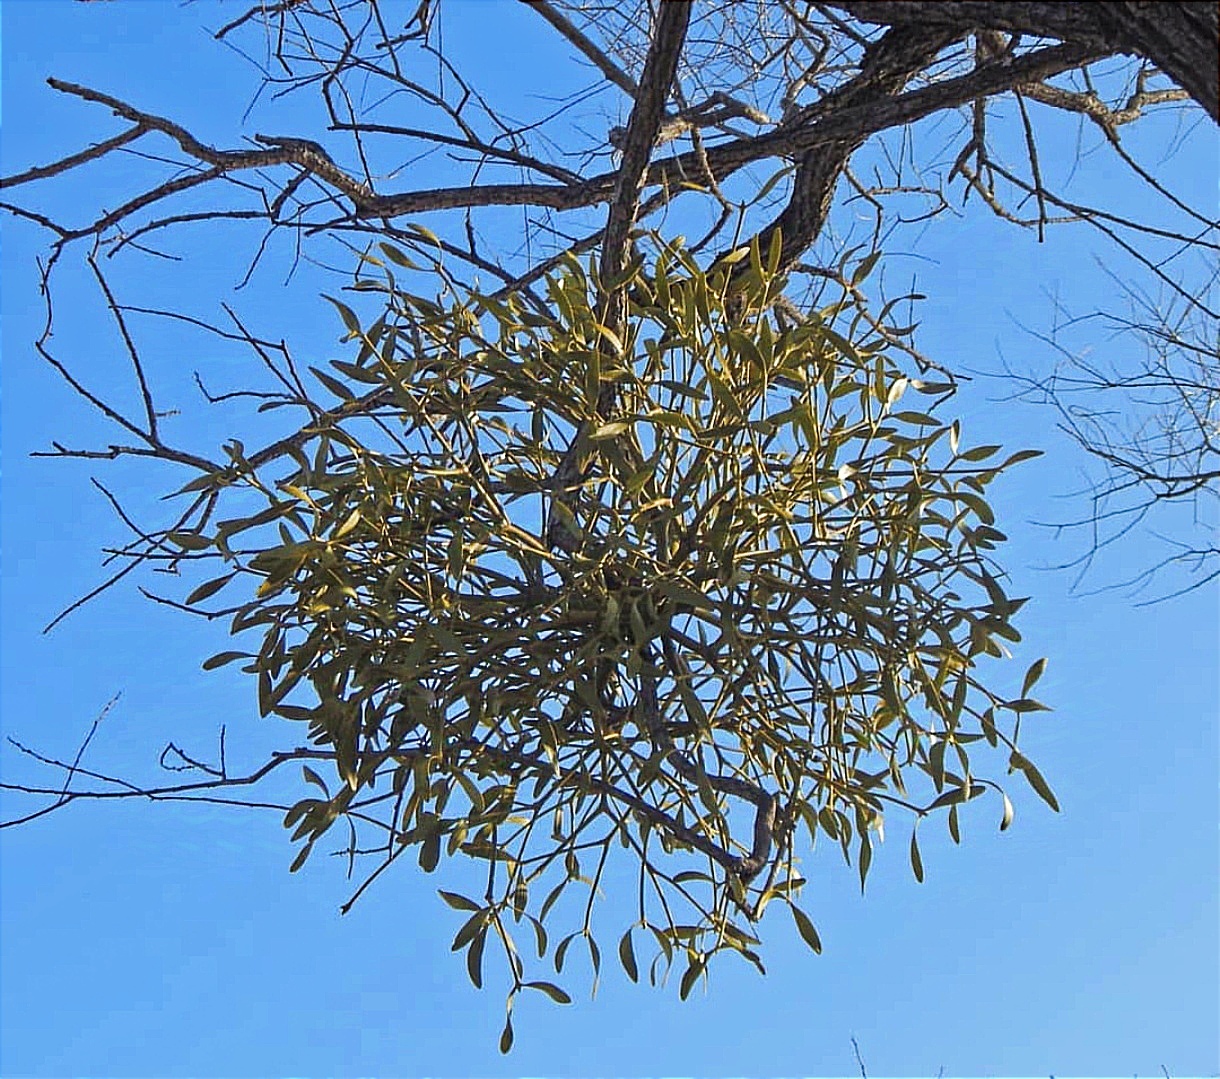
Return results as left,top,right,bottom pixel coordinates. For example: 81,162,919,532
925,783,984,812
618,928,639,983
323,293,361,336
554,932,575,973
301,765,329,794
590,421,630,440
174,471,228,495
407,222,442,248
333,507,361,540
851,250,881,286
379,242,420,269
310,365,354,401
1021,657,1048,697
419,831,441,872
499,1014,514,1054
524,980,572,1004
451,910,487,952
186,573,236,605
959,444,1001,462
909,828,924,883
1011,751,1060,812
438,890,480,912
168,531,211,551
999,448,1044,468
202,650,249,671
289,842,313,873
466,926,486,988
678,955,704,1001
1007,697,1051,714
789,903,823,954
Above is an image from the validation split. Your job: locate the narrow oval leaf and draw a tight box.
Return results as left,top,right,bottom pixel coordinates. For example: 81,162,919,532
186,573,236,605
1013,753,1060,812
438,890,480,912
334,507,361,539
525,980,572,1004
618,929,639,983
590,421,630,441
678,956,703,1001
202,650,250,671
466,927,486,989
323,293,361,335
1021,657,1048,697
168,531,211,551
301,765,329,794
789,903,823,954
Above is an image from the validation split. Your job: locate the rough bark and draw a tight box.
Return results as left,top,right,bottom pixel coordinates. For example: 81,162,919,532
828,2,1220,121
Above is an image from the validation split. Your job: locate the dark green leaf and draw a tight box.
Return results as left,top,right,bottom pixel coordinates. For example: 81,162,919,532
202,650,249,671
289,842,312,873
438,890,480,912
618,929,639,983
1021,657,1048,697
525,980,572,1004
466,926,486,988
186,573,236,605
910,828,924,883
678,955,704,1001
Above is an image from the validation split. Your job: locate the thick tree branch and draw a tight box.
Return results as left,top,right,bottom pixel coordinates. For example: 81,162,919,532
827,1,1219,121
600,0,692,289
359,40,1108,220
7,40,1108,255
742,23,963,281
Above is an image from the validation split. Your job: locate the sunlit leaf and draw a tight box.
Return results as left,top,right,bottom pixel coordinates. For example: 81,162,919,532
789,903,823,954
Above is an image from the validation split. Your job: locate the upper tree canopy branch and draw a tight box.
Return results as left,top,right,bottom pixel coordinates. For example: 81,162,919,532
5,39,1108,253
360,39,1107,219
525,0,640,98
825,1,1220,121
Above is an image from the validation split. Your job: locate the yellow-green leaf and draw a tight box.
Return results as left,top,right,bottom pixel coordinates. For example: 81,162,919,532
168,531,211,551
590,421,630,440
790,903,823,954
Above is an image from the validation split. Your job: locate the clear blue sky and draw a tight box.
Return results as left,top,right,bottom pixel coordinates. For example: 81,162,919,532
2,3,1216,1076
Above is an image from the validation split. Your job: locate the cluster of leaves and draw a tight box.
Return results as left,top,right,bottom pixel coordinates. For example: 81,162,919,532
174,234,1052,1039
